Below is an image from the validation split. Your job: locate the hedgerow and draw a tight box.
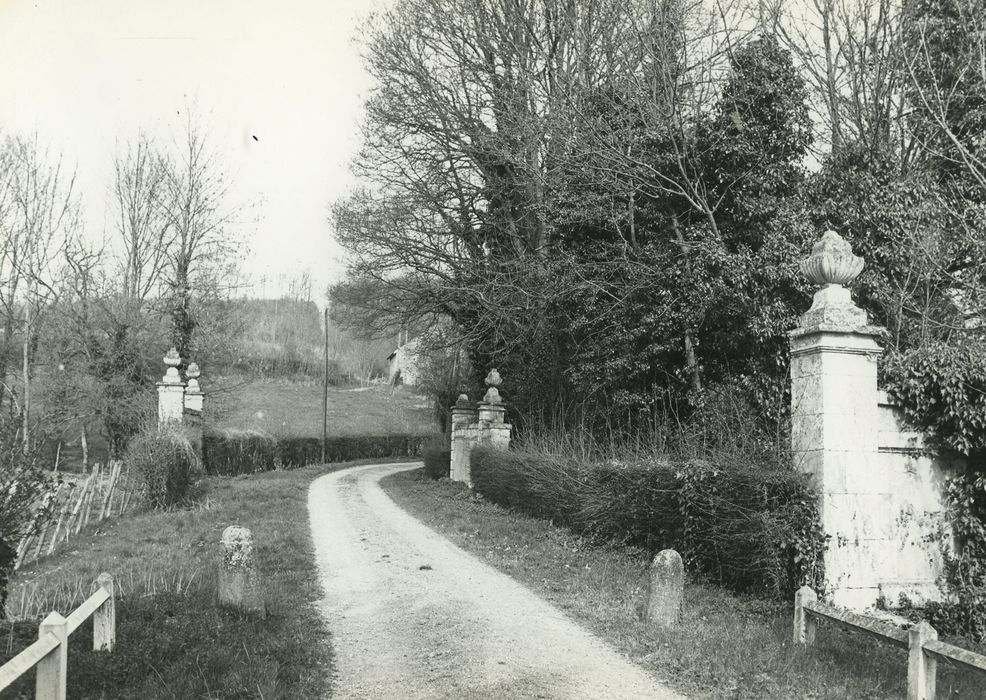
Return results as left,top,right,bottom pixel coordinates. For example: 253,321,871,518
421,434,451,480
201,429,427,475
470,447,825,599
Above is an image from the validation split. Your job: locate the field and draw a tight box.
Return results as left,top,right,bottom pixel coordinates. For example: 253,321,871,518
204,378,435,438
37,377,437,471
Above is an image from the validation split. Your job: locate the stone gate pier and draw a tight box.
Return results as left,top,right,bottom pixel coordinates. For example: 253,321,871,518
790,231,960,610
450,369,512,486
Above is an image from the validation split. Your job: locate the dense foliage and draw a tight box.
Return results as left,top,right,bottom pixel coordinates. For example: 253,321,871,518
470,447,825,599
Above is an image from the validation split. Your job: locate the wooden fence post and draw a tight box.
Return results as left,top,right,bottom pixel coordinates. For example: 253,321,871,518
36,612,68,700
93,572,116,651
908,621,938,700
794,586,818,645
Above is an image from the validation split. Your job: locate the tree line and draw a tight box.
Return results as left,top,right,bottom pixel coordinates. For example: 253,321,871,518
0,114,239,467
331,0,986,443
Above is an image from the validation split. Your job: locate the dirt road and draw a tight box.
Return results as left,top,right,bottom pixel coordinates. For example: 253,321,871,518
308,462,684,699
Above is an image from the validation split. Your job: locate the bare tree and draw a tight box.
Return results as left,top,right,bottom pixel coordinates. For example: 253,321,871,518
0,135,79,453
160,113,239,362
113,134,170,302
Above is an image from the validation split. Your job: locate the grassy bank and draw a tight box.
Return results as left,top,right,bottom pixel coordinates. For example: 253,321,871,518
379,469,983,699
2,462,347,699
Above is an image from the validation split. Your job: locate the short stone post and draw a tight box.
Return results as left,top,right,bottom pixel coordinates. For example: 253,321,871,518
645,549,683,630
793,586,818,645
36,611,68,700
789,231,887,609
92,572,115,651
219,526,266,617
907,621,938,700
157,347,186,428
450,394,478,483
184,362,204,413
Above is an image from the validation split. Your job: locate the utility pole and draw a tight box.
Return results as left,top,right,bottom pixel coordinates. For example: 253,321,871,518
321,306,329,463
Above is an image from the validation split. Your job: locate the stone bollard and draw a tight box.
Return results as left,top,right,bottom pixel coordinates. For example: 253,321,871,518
219,526,266,618
646,549,684,630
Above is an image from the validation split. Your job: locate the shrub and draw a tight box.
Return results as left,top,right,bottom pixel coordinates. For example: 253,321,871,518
470,446,825,599
125,427,199,508
201,431,428,475
422,435,451,480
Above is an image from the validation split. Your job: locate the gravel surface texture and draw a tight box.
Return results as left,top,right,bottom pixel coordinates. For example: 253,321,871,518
308,462,685,699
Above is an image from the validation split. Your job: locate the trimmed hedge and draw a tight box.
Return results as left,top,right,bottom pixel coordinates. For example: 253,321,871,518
422,434,451,480
202,429,427,476
470,447,825,599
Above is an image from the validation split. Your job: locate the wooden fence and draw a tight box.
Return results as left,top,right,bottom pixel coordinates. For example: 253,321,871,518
794,586,986,700
0,573,115,700
13,461,137,572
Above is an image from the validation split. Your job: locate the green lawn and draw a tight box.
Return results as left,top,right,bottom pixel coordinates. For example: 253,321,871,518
380,468,985,700
2,462,351,699
207,378,435,438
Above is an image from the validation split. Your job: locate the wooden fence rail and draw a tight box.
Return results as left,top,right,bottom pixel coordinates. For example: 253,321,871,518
794,585,986,700
0,573,115,700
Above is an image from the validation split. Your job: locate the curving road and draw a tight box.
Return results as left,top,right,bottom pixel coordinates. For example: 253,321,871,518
308,462,684,699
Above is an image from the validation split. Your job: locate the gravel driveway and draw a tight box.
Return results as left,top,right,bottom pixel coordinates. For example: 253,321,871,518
308,462,685,699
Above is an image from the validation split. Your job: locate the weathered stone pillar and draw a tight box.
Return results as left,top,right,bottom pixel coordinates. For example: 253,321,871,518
450,394,478,484
157,347,186,428
790,231,887,609
477,368,511,451
449,369,513,486
219,526,266,617
184,362,204,414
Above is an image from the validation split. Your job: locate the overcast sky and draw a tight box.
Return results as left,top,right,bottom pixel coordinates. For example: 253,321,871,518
0,0,382,301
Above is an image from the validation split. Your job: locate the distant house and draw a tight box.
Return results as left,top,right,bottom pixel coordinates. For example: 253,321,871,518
387,333,421,385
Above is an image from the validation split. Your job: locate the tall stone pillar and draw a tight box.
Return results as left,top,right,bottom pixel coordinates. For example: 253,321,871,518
449,369,513,486
157,347,186,428
790,231,887,608
477,368,511,450
184,362,204,414
450,394,478,483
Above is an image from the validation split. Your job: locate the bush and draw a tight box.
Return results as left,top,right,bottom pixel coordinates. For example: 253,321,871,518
125,427,199,507
422,435,451,479
201,431,428,475
470,446,825,599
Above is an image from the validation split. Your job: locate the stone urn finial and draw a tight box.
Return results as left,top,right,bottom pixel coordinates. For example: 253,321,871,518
798,230,869,328
800,230,864,287
485,368,502,387
164,347,181,367
455,393,470,408
186,362,201,380
483,369,503,404
161,347,183,384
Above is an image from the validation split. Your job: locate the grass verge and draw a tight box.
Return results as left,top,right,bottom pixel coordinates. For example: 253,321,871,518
379,468,984,699
2,462,348,699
